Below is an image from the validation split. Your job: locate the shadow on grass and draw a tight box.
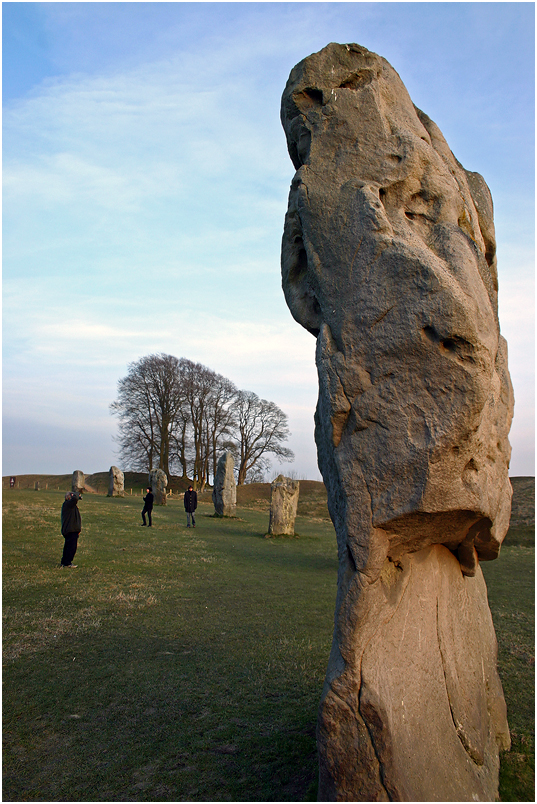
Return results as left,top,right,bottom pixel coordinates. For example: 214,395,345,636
4,625,319,802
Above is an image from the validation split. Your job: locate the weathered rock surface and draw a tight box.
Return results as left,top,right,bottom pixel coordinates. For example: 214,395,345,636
281,42,513,801
149,468,167,505
108,466,125,497
72,470,85,494
268,475,300,535
212,452,237,516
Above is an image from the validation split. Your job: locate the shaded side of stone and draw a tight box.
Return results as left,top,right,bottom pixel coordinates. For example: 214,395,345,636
212,452,237,516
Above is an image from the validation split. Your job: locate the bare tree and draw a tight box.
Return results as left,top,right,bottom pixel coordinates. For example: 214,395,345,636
181,360,214,489
113,412,157,471
110,354,185,476
245,455,271,483
180,360,238,489
110,363,158,470
169,400,191,479
232,391,294,485
204,373,238,482
111,355,293,486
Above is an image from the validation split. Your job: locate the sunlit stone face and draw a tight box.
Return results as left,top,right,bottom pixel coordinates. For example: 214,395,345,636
280,43,513,802
281,43,513,567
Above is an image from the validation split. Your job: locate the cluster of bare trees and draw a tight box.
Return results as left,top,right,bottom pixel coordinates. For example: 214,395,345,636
110,354,294,487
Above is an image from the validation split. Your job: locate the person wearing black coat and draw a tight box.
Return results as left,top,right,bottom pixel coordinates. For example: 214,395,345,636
142,488,154,527
61,491,82,567
184,486,197,528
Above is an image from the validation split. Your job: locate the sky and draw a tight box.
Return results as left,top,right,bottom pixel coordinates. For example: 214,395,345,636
3,1,535,482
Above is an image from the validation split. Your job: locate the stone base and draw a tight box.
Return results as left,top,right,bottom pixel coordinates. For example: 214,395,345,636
318,544,509,802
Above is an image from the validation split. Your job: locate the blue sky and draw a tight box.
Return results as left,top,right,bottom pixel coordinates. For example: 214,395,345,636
3,1,535,479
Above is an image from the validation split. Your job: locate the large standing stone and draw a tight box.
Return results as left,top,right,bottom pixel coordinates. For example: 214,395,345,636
108,466,125,497
212,452,236,516
72,470,85,494
281,43,513,802
149,468,167,505
268,475,300,536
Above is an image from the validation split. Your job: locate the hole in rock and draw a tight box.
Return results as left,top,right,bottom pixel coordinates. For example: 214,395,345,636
295,87,323,111
441,336,475,361
484,239,496,269
288,241,309,284
423,325,440,343
339,69,374,90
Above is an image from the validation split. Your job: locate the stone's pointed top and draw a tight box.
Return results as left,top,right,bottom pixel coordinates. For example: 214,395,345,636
271,474,299,490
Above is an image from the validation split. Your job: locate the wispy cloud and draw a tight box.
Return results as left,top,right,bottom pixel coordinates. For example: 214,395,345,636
3,3,533,476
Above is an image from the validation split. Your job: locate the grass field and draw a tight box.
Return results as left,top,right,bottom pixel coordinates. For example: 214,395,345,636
3,486,534,801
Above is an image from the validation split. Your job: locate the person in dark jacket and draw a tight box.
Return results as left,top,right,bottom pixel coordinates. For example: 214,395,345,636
60,491,82,568
184,485,197,528
142,487,154,526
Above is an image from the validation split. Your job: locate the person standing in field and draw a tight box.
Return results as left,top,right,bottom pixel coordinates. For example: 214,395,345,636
60,491,82,568
184,485,197,528
141,487,154,527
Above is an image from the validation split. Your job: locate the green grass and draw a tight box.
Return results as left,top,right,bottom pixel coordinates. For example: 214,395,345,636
503,524,535,548
482,543,535,801
3,491,335,801
3,490,534,801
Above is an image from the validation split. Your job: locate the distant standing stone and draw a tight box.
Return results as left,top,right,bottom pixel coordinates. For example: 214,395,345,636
268,475,299,536
149,468,167,505
72,470,85,494
212,452,237,516
108,466,125,497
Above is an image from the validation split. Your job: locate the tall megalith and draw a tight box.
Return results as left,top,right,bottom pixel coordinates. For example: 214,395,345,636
149,468,167,505
281,43,513,802
108,466,125,497
268,475,300,536
72,470,85,494
212,452,236,516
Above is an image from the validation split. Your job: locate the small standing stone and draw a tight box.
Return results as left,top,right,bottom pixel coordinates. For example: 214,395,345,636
149,468,168,505
268,475,299,536
108,466,125,497
72,470,85,494
212,452,237,516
